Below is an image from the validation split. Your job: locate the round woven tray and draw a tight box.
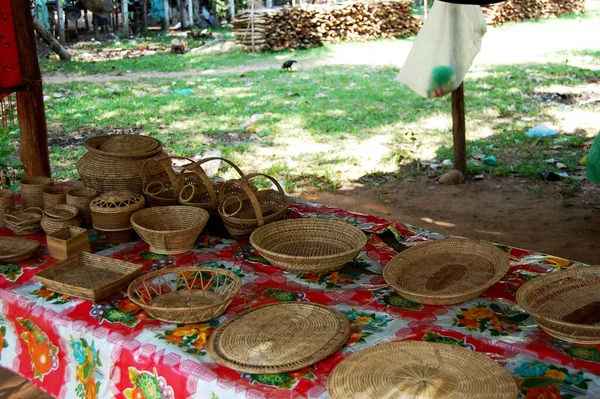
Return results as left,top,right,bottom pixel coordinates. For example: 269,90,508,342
207,302,350,374
0,237,40,263
327,341,518,399
383,239,510,305
517,265,600,344
249,218,367,273
127,267,241,323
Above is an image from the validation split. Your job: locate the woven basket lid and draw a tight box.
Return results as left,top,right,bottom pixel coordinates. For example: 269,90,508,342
383,238,510,305
206,302,350,374
90,191,145,213
99,135,160,154
328,342,518,399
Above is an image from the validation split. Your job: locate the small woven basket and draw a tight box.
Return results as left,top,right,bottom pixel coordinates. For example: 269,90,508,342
0,189,15,228
41,204,81,235
4,207,44,235
178,157,245,211
250,218,367,273
131,206,210,254
42,185,71,210
218,173,292,236
141,156,194,207
127,267,241,323
517,265,600,344
19,177,54,209
0,237,40,263
90,191,145,231
66,187,98,226
383,238,510,305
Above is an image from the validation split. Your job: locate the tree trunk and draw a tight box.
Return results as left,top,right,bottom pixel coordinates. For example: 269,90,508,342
163,0,170,30
122,0,129,35
451,83,467,177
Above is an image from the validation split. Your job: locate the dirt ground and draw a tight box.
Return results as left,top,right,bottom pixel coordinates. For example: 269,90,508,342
300,176,600,265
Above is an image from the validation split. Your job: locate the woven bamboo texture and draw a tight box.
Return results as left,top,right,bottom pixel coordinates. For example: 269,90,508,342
383,239,510,305
178,157,246,211
130,206,209,254
66,187,98,226
19,177,53,209
90,191,145,231
127,267,241,323
218,173,292,236
0,237,40,262
249,218,367,273
517,265,600,344
207,302,350,374
141,156,194,207
41,204,81,235
0,189,15,228
77,134,165,194
4,207,44,235
42,185,71,210
35,252,143,301
327,342,518,399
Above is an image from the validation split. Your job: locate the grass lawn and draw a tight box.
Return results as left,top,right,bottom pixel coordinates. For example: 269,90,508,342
31,2,600,193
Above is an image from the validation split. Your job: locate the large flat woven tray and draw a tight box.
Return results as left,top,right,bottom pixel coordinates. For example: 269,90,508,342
327,341,518,399
0,237,40,263
35,252,143,301
207,302,350,374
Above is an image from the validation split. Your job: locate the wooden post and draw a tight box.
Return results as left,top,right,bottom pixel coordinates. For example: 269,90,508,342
229,0,235,18
56,0,66,44
187,0,193,26
451,82,467,177
92,13,98,36
163,0,170,30
122,0,129,36
142,0,148,31
10,0,51,178
84,8,90,31
33,18,72,60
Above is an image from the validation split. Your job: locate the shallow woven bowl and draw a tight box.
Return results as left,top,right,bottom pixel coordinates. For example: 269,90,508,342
0,237,40,262
250,218,367,273
517,266,600,344
383,238,510,305
127,267,241,323
327,341,518,399
131,206,209,254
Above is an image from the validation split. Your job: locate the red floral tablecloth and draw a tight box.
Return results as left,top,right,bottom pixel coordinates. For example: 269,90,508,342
0,199,599,399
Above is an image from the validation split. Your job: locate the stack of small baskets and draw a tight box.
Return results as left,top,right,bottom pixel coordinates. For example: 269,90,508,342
41,204,81,235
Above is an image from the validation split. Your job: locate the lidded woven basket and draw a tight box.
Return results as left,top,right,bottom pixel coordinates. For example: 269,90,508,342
218,173,292,236
19,177,54,209
76,134,165,194
517,265,600,344
90,191,145,231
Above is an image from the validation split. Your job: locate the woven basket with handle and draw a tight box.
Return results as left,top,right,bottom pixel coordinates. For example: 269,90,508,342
141,156,194,207
218,173,292,236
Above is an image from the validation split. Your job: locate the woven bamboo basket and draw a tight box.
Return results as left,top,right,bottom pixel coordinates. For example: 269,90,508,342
250,218,367,273
383,238,510,305
178,157,245,211
19,177,54,209
327,342,518,399
130,206,209,254
127,267,241,323
41,204,81,235
141,156,194,207
517,265,600,344
0,237,40,262
90,191,145,231
4,207,44,235
76,134,166,194
0,189,15,228
206,302,350,374
42,185,71,210
218,173,292,236
35,252,143,301
66,187,98,226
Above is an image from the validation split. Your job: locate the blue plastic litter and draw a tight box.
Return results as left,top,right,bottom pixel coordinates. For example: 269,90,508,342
483,155,497,166
525,124,558,138
173,89,194,95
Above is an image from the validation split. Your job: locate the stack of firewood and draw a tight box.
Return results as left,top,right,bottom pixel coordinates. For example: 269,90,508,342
232,0,421,51
483,0,584,25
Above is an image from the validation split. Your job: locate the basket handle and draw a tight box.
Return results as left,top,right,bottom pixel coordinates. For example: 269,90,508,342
218,178,264,227
243,173,285,195
141,156,193,197
178,163,218,208
4,207,43,225
196,157,246,179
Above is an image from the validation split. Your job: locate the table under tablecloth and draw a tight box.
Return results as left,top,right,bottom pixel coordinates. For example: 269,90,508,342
0,198,598,399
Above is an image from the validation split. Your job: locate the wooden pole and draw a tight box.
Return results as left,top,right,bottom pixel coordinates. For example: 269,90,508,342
187,0,193,27
229,0,235,18
142,0,148,31
163,0,170,31
33,18,72,61
84,8,90,31
56,0,66,44
92,13,98,36
451,82,467,177
122,0,129,36
10,0,51,178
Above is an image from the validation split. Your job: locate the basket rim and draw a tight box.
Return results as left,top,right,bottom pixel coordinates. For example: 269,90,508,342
516,265,600,331
130,206,210,233
249,218,367,262
127,266,242,312
383,238,510,300
83,135,163,159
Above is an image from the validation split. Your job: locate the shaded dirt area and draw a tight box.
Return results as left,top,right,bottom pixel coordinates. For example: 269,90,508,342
300,176,600,265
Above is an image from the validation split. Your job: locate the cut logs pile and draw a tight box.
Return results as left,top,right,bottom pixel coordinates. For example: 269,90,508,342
233,0,421,51
482,0,584,25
